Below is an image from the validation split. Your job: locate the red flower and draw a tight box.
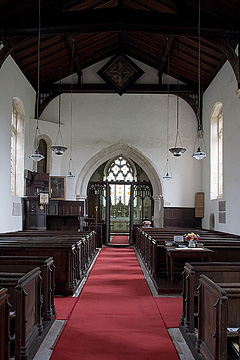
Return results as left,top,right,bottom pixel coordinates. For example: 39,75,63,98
185,232,199,241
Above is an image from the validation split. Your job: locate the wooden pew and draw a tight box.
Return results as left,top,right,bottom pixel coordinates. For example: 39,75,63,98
0,242,75,296
0,288,10,360
0,231,97,296
137,227,240,240
180,262,240,356
0,230,97,269
136,227,240,280
0,256,55,323
0,268,42,360
198,275,240,360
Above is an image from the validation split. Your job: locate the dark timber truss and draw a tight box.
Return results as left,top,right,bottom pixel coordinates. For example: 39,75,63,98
1,1,240,128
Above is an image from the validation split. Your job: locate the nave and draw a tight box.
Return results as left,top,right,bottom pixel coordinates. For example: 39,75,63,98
34,236,189,360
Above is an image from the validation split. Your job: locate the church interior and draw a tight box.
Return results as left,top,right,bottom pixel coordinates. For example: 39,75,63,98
1,0,240,359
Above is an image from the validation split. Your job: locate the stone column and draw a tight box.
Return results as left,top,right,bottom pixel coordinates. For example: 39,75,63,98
76,194,87,231
76,194,87,215
152,195,164,228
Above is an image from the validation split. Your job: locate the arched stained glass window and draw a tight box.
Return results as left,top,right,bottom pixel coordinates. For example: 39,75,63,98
107,156,133,182
106,156,134,206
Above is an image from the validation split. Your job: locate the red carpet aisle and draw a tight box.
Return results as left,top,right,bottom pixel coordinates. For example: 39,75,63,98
54,297,78,320
154,297,182,328
111,235,129,244
51,248,180,360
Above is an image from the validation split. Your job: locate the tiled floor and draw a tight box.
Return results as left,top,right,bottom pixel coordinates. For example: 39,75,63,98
33,246,194,360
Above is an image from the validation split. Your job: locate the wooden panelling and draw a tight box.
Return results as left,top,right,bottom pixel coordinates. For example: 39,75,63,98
164,207,201,228
195,192,204,218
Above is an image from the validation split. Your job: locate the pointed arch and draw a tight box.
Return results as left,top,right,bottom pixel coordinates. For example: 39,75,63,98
75,143,164,227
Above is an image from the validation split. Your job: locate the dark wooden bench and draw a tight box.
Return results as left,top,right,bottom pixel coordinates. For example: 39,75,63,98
136,227,240,279
0,242,76,296
0,256,55,323
0,268,42,360
0,288,10,360
180,262,240,357
198,275,240,360
0,230,97,269
0,231,97,296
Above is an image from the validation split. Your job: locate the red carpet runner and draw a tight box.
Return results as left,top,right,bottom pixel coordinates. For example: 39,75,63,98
154,297,182,328
54,297,78,320
111,235,129,244
51,248,180,360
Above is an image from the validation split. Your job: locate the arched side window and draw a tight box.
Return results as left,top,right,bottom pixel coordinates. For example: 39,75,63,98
105,156,134,206
37,139,47,173
11,98,25,197
210,102,223,200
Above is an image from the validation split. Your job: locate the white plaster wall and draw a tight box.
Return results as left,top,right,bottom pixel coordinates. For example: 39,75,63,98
0,56,35,232
40,92,202,207
0,56,205,233
202,61,240,234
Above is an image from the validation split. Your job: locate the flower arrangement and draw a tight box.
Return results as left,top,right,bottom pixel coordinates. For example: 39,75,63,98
184,232,199,241
142,220,151,227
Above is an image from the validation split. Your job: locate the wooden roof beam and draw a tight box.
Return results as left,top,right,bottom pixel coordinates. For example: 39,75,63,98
41,82,197,94
66,35,82,84
157,36,174,83
2,9,240,38
39,83,198,117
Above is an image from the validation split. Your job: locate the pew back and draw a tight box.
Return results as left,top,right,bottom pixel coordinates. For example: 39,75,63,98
0,231,97,296
0,268,42,360
198,275,240,360
0,288,10,360
0,256,55,322
181,262,240,333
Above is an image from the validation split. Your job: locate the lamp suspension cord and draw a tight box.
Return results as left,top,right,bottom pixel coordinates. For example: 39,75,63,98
175,39,180,145
57,36,65,146
166,42,170,158
36,0,41,128
176,94,179,132
198,0,201,130
58,36,62,130
70,39,74,160
58,85,61,129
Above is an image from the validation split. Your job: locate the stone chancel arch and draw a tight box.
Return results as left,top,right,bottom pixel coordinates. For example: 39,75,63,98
75,143,164,227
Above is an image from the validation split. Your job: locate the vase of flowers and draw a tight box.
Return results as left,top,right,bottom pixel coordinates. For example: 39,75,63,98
184,232,199,247
142,220,151,227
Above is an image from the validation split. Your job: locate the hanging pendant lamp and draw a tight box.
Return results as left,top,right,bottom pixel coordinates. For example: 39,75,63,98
50,120,68,155
192,148,206,160
192,129,207,160
163,47,172,180
51,136,68,155
29,126,44,162
192,0,207,160
67,158,75,178
163,159,172,180
50,91,68,155
29,0,44,162
51,39,67,156
169,95,186,157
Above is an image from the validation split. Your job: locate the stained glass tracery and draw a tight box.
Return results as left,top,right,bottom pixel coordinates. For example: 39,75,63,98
106,156,134,206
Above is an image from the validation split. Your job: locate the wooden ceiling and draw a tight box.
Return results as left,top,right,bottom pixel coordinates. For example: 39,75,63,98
0,0,240,117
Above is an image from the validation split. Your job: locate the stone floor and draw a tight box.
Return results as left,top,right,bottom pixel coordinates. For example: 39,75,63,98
33,246,195,360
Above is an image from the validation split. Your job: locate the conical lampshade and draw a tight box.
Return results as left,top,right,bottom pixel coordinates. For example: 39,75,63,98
29,149,44,162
